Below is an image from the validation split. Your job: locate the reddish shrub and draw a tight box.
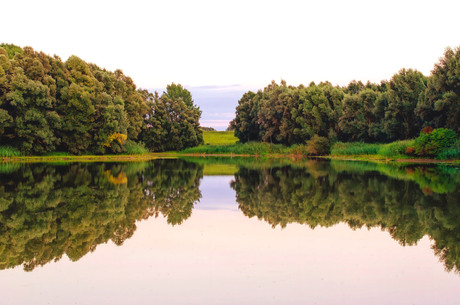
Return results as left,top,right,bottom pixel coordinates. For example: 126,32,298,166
405,146,415,154
421,126,433,134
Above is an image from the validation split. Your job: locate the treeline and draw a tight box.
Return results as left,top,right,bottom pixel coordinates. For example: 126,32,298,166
0,44,203,155
231,47,460,145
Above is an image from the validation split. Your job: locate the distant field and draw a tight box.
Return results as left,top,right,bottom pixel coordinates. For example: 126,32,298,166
202,131,238,145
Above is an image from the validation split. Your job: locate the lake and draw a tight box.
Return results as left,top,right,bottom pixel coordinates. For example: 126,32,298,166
0,158,459,304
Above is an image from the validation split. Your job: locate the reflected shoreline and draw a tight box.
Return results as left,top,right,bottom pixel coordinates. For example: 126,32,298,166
0,158,459,273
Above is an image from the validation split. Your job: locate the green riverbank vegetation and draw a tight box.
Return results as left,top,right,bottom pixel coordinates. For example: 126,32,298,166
229,46,460,160
0,44,202,156
182,128,460,161
2,44,460,162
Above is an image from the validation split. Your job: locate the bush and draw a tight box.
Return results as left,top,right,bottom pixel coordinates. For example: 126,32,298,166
377,140,413,158
287,144,308,156
413,128,457,157
124,141,149,155
421,126,433,134
437,139,460,160
306,135,330,156
0,146,21,157
405,146,415,155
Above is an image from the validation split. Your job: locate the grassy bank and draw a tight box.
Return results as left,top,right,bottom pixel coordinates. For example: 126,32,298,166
203,131,238,145
2,129,459,164
181,142,309,156
180,140,460,164
0,146,21,157
331,138,460,161
330,141,413,159
0,153,178,164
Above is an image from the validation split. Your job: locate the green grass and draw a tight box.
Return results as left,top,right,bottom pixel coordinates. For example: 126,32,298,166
331,142,382,155
202,131,238,145
43,152,71,156
181,142,294,155
331,140,414,159
0,146,21,157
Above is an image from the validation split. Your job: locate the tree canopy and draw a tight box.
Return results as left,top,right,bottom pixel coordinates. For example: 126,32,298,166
231,47,460,144
140,84,203,152
0,44,202,154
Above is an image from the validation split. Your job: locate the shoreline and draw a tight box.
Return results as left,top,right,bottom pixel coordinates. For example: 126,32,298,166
1,152,459,165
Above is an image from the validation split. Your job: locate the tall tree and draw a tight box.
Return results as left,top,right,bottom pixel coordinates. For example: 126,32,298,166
418,47,460,134
141,84,203,151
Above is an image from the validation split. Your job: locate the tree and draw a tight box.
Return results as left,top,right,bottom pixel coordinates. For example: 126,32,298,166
0,44,150,155
141,84,203,151
384,69,427,140
418,47,460,134
231,91,261,143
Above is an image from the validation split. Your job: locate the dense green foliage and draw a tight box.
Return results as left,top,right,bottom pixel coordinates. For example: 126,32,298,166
230,161,460,273
438,139,460,160
0,44,202,155
140,84,203,152
231,47,460,146
0,146,21,157
412,128,457,157
306,135,330,155
331,130,459,159
0,159,203,271
331,142,382,155
331,141,413,158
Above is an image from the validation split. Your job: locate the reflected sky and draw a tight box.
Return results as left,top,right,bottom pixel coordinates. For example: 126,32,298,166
1,160,460,304
195,176,237,211
1,210,459,305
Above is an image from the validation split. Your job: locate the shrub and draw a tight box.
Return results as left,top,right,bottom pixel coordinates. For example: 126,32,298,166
421,126,433,134
377,140,413,158
306,135,330,156
288,144,308,156
124,141,149,155
0,146,21,157
405,146,415,155
437,139,460,160
413,128,457,157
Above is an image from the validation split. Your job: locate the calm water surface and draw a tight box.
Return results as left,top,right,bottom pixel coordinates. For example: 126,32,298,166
0,158,459,304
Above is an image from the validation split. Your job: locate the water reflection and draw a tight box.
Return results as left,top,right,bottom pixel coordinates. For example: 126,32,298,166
0,160,203,271
230,160,460,273
0,158,459,274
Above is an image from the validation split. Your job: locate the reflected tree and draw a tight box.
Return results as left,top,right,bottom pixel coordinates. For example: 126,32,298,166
0,159,203,271
231,160,460,273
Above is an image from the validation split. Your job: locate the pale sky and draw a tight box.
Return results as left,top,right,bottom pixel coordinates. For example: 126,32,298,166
3,0,460,129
